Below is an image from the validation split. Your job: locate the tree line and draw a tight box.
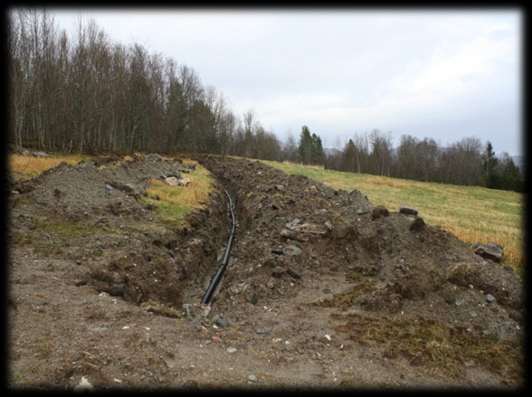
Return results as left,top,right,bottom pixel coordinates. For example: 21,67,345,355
324,131,524,192
8,10,282,160
8,10,523,192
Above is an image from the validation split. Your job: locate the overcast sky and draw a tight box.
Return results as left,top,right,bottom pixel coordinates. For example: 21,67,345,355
48,9,522,156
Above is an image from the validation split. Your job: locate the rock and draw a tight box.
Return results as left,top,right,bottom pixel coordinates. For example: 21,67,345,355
106,181,136,194
399,206,418,216
286,221,328,236
486,293,496,303
280,228,301,241
284,245,302,256
286,218,301,229
271,247,284,255
213,315,229,328
74,376,93,391
371,206,389,220
473,243,504,263
183,303,193,319
409,216,425,232
275,184,284,191
247,374,257,383
266,279,275,289
356,209,369,215
105,184,113,194
227,347,237,354
286,268,301,280
145,153,163,162
177,176,191,186
255,327,272,335
110,283,126,297
164,176,180,186
32,151,48,157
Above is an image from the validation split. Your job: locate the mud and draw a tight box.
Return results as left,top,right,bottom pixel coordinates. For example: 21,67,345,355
8,154,524,389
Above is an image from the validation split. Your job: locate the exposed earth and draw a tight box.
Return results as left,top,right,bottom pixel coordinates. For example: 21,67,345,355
8,154,524,389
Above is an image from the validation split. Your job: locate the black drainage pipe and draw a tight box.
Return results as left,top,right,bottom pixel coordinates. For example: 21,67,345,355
201,188,236,305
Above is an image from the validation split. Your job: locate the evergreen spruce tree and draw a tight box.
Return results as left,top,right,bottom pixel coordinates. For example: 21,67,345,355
482,141,498,188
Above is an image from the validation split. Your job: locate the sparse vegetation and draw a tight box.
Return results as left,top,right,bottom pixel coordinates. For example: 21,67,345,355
262,160,523,269
142,161,214,227
333,312,522,381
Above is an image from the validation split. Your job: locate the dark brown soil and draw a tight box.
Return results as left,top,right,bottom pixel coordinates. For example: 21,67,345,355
8,154,524,389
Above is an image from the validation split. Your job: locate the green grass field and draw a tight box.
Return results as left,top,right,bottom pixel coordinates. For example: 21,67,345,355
261,160,524,270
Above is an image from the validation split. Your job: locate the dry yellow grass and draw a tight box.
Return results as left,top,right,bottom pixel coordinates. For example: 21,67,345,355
143,160,214,227
9,153,90,181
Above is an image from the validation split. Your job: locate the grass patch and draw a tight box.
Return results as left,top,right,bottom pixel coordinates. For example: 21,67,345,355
14,217,113,257
261,160,524,270
35,217,104,239
9,153,91,181
142,160,214,227
333,312,522,382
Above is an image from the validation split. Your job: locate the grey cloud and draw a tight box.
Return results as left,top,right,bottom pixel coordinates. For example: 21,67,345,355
50,9,522,155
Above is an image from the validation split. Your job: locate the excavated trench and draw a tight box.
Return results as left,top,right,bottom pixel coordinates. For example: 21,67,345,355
9,153,525,385
12,154,523,326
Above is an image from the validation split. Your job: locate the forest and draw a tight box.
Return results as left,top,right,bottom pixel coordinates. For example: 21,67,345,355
8,10,523,192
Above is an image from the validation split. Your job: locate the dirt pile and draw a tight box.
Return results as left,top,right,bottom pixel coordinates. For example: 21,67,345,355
201,156,522,312
10,155,229,309
197,155,523,382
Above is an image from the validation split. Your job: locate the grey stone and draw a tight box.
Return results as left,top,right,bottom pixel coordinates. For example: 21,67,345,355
473,243,504,263
271,247,284,255
183,304,193,319
399,206,418,216
486,294,496,303
255,327,272,335
284,244,302,256
110,283,126,297
213,315,229,328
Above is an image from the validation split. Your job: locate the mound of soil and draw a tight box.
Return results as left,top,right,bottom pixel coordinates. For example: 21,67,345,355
200,156,522,316
10,155,228,309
